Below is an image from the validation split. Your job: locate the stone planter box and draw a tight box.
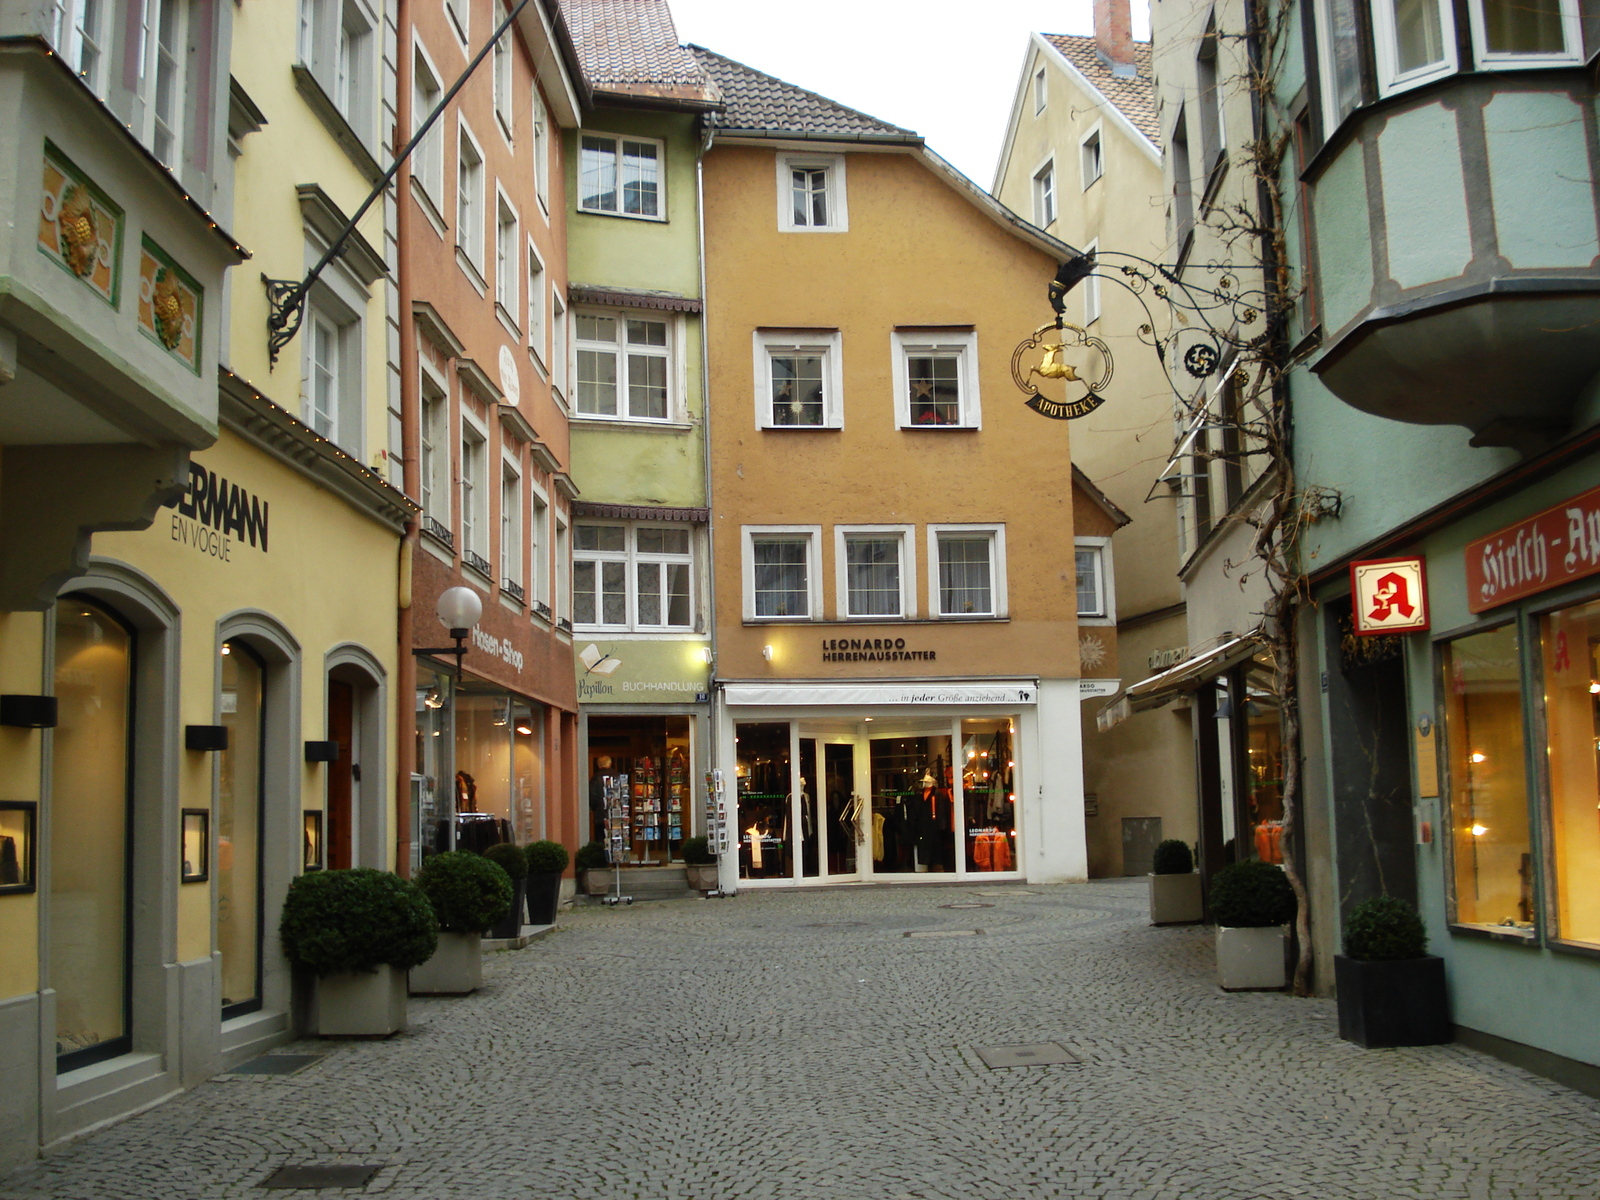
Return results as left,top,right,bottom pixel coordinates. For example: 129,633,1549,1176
409,931,482,995
1149,872,1203,924
1334,955,1452,1048
580,868,612,896
308,965,407,1036
525,871,562,925
1216,925,1288,991
685,863,719,892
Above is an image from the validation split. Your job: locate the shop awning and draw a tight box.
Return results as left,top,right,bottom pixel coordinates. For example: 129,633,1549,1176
1124,631,1264,712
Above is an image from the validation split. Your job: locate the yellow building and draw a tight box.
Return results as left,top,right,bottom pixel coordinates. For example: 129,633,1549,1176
693,48,1113,887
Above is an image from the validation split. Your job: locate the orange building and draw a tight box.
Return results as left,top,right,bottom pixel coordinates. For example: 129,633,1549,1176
694,49,1119,887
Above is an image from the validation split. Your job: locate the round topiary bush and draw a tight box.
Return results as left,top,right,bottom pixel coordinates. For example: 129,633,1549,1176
1151,839,1194,875
279,868,438,976
575,841,608,871
483,841,527,881
414,851,513,934
1210,860,1296,928
1344,895,1428,961
524,840,569,875
680,836,715,866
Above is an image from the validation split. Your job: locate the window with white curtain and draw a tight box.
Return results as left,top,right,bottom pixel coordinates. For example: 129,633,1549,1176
930,525,1006,618
744,527,820,620
573,524,694,629
836,526,914,619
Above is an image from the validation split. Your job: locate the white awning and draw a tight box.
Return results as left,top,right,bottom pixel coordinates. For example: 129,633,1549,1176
1124,632,1264,712
721,681,1039,707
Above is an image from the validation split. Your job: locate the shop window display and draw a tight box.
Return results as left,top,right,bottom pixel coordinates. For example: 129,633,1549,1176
1243,659,1286,865
588,714,692,865
1442,624,1534,933
870,734,956,874
736,722,792,879
961,719,1016,872
415,667,453,861
218,641,264,1014
1540,599,1600,946
452,687,541,850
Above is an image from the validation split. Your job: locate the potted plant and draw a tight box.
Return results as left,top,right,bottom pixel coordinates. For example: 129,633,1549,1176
1335,896,1451,1048
524,840,568,925
279,868,438,1036
481,842,526,938
1148,839,1201,924
576,840,611,896
1211,859,1296,991
681,836,719,892
409,851,512,994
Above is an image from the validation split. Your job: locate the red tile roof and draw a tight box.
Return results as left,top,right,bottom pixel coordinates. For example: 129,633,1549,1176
688,45,918,140
559,0,720,107
1042,34,1159,147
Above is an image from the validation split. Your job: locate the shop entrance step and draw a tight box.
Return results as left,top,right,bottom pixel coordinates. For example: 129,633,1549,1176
586,865,692,902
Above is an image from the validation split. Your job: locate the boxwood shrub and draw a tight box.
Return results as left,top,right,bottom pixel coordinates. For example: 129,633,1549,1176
279,868,438,976
1343,895,1428,961
680,836,715,866
1151,839,1194,875
1210,860,1296,928
525,840,569,875
414,851,513,934
575,841,608,871
483,841,527,881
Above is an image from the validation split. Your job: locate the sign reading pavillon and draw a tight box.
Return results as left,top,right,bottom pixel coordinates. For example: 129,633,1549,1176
1466,482,1600,612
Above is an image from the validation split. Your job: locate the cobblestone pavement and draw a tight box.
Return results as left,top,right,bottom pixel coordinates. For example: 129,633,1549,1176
6,879,1600,1200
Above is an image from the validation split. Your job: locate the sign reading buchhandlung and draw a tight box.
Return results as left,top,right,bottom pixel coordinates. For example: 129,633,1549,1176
1466,483,1600,612
1350,557,1430,635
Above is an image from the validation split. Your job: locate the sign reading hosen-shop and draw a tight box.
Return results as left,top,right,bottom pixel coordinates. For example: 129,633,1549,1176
1467,482,1600,612
162,461,269,561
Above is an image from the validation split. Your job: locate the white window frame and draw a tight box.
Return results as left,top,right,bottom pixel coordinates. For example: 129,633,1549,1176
301,0,375,143
492,24,514,142
834,525,916,620
1370,0,1460,95
443,0,468,50
1083,240,1102,326
927,524,1007,619
419,359,450,523
753,329,844,430
554,516,570,626
1032,155,1056,228
1466,0,1582,68
500,453,523,592
891,329,981,430
143,0,191,168
1033,66,1047,114
1074,536,1115,625
411,39,445,213
301,295,363,455
742,525,822,622
456,119,486,280
551,291,569,407
1080,123,1104,190
495,187,519,326
577,131,666,221
531,87,550,214
776,153,849,232
572,308,679,423
572,523,696,631
527,240,547,369
49,0,110,97
529,486,549,613
460,414,488,564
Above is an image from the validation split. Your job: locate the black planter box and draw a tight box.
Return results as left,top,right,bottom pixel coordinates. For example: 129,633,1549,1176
525,871,561,925
1334,954,1452,1048
489,878,526,939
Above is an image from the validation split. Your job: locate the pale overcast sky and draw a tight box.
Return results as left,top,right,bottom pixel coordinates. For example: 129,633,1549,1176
665,0,1153,188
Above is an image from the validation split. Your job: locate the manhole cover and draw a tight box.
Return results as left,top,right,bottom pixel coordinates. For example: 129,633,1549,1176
938,902,994,909
260,1164,381,1189
228,1054,324,1077
905,929,985,938
973,1042,1078,1069
802,921,870,928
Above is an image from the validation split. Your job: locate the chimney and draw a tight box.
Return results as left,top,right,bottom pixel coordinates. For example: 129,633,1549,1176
1094,0,1137,77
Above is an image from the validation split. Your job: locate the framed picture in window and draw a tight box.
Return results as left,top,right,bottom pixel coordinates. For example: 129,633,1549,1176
303,810,324,872
0,801,37,894
180,809,209,883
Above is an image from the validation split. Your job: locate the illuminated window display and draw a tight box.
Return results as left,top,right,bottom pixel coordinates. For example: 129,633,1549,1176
961,719,1016,872
588,714,691,866
217,641,263,1013
50,597,133,1067
0,801,37,893
872,734,956,874
1442,624,1533,933
736,722,791,879
454,690,517,849
1540,599,1600,947
1243,658,1285,865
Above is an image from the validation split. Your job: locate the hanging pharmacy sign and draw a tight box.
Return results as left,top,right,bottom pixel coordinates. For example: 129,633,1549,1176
1466,483,1600,612
1350,557,1430,635
1011,320,1113,420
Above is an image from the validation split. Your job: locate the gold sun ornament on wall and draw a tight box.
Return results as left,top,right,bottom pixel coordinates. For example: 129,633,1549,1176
1012,319,1114,420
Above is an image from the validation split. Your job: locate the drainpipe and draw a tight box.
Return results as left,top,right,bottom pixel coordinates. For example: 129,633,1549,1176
394,0,420,877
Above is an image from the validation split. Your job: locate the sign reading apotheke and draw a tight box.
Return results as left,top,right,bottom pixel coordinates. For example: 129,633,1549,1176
575,640,710,703
1467,482,1600,612
161,460,269,561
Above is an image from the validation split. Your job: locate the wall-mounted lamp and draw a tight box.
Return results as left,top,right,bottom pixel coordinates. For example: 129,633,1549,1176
0,695,58,729
762,645,773,662
413,586,483,679
697,646,713,665
304,740,340,763
185,725,229,752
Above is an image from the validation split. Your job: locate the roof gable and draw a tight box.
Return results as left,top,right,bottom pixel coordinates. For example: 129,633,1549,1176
688,45,917,141
559,0,720,108
1041,33,1159,147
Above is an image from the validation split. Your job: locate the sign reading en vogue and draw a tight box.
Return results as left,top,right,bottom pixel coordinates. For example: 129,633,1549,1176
162,461,269,561
1467,482,1600,612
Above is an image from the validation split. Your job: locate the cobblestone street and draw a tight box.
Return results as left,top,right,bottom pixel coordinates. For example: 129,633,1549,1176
4,879,1599,1200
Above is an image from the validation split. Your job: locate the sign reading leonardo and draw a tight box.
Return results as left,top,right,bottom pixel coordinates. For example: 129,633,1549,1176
1466,483,1600,612
821,637,935,662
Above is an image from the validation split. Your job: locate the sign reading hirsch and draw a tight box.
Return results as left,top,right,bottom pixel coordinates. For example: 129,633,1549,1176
1466,483,1600,612
1350,557,1430,635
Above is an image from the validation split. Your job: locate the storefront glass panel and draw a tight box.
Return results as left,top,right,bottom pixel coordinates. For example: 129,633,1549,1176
961,719,1016,872
1443,624,1534,933
823,742,859,875
415,667,453,862
455,690,515,851
218,642,263,1014
51,598,132,1067
587,715,692,864
736,722,792,879
871,734,956,874
1540,599,1600,946
1244,659,1286,864
799,738,821,876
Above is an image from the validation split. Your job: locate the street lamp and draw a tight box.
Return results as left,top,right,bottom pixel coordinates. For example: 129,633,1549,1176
414,586,482,679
